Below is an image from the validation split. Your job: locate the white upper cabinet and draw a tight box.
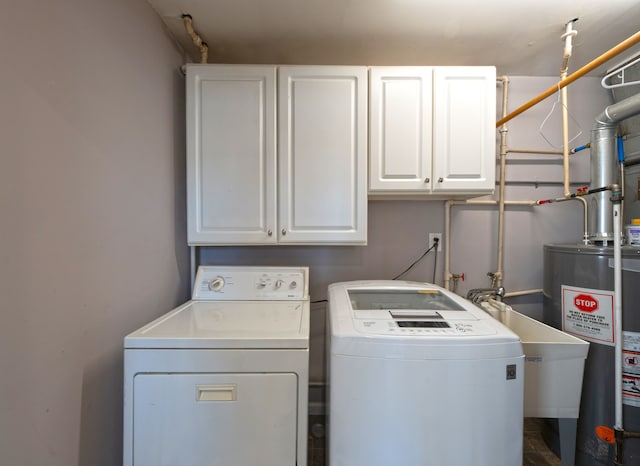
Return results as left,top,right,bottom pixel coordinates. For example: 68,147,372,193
278,66,367,244
369,66,496,197
432,67,496,194
369,67,433,192
186,64,367,245
186,65,277,245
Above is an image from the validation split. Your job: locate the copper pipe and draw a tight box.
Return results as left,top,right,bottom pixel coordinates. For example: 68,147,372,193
496,30,640,128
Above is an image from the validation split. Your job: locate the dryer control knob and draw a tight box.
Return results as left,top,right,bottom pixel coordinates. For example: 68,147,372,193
208,276,225,291
275,279,284,289
290,281,297,289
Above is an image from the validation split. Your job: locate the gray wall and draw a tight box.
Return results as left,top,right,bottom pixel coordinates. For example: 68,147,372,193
0,1,188,465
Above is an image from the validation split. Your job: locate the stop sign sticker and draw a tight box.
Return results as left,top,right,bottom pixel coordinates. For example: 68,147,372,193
574,294,599,312
562,285,614,346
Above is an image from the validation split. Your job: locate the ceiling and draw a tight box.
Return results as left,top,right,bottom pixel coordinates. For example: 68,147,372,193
147,0,640,77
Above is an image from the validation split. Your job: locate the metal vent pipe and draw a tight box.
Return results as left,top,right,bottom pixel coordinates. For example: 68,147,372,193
589,92,640,242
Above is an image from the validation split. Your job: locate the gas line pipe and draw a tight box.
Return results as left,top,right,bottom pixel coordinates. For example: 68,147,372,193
496,30,640,128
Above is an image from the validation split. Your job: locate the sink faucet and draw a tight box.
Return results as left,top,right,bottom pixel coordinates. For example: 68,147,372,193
466,287,506,304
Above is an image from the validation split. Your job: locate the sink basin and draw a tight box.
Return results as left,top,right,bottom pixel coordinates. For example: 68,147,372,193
481,300,589,418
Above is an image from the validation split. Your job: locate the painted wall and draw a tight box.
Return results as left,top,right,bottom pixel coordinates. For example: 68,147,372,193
200,76,612,383
0,1,188,465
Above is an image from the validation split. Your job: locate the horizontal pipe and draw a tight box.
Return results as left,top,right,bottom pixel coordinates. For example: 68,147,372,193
596,92,640,128
504,289,544,298
507,148,564,155
572,143,590,154
496,30,640,127
453,200,538,206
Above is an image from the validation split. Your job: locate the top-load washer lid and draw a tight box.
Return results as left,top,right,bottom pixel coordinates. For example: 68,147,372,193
124,299,310,349
342,284,499,337
327,280,523,359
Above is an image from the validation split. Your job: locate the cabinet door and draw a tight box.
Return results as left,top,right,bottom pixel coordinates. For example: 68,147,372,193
432,67,496,193
186,65,277,245
278,66,367,244
369,67,433,192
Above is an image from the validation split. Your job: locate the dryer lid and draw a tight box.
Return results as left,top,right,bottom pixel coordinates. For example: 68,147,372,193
124,300,310,349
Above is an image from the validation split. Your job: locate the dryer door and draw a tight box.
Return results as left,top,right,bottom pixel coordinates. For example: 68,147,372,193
133,372,298,466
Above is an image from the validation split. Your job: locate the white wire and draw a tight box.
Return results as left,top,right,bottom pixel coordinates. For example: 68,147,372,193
538,84,583,148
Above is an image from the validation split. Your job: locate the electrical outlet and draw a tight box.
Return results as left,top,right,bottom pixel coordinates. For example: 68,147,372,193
429,233,443,251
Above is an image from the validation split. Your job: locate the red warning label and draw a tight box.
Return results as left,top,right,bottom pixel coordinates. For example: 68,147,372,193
574,294,599,312
561,286,614,346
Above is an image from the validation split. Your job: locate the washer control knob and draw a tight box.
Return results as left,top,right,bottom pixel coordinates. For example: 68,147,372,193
290,281,297,289
257,280,267,289
275,279,284,289
208,276,225,292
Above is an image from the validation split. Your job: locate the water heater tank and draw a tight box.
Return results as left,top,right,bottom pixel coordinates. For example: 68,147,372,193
543,243,640,465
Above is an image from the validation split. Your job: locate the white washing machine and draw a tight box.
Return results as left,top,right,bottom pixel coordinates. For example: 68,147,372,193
123,266,309,466
327,280,524,466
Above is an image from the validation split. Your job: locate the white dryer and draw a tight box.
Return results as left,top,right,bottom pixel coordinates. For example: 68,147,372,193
327,280,524,466
123,266,309,466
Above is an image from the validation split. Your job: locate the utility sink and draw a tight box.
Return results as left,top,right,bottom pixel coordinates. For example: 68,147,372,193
481,300,589,419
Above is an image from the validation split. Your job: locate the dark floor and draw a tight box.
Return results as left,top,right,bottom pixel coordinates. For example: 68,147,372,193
308,417,562,466
523,418,562,466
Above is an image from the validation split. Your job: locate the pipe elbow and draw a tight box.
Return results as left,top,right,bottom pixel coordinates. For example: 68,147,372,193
593,111,617,130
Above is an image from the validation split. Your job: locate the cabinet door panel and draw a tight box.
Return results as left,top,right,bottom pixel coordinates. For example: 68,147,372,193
279,66,367,244
187,65,277,244
433,67,496,193
369,67,432,192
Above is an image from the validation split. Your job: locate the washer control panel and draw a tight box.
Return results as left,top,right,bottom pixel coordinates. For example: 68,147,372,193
353,317,496,336
193,266,308,301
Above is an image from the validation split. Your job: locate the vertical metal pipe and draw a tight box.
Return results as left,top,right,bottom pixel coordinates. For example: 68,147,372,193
496,77,510,288
561,84,570,196
444,200,452,290
618,136,626,224
576,196,590,244
560,19,577,197
613,199,623,433
590,93,640,242
190,246,196,292
590,127,618,241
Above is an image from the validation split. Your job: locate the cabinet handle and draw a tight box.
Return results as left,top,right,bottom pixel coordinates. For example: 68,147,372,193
267,229,273,236
438,177,444,183
424,178,430,183
281,228,287,236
